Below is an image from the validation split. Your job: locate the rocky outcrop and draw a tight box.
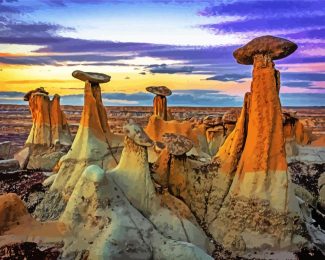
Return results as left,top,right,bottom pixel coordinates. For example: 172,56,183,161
34,72,123,220
14,89,72,170
109,123,211,251
0,193,28,235
146,115,209,159
59,163,212,259
0,141,11,160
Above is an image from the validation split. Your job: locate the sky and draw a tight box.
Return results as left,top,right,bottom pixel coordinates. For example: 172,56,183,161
0,0,324,106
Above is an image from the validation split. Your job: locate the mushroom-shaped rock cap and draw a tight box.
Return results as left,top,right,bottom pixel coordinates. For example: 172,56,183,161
233,35,297,65
72,70,111,83
123,122,153,147
146,86,172,96
24,87,49,101
162,133,193,156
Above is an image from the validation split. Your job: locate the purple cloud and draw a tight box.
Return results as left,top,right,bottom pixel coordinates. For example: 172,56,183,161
198,1,324,17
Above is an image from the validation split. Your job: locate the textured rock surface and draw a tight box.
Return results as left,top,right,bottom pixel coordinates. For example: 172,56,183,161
0,159,19,172
14,89,72,170
233,35,297,65
147,86,172,121
0,193,28,235
109,131,211,251
0,141,11,160
34,81,123,221
146,115,209,157
209,49,303,250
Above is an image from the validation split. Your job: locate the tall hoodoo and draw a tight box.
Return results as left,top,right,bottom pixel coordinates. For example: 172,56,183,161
34,70,123,220
14,88,72,170
146,86,172,120
210,36,304,250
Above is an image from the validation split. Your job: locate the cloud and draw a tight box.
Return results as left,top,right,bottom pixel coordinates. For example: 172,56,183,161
282,72,325,81
206,73,249,81
147,64,194,74
201,16,324,34
198,1,324,17
282,81,313,88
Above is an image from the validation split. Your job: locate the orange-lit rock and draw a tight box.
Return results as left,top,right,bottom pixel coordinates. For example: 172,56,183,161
14,89,72,170
209,41,303,250
146,115,209,156
283,112,312,145
146,86,172,121
34,73,123,221
0,193,28,235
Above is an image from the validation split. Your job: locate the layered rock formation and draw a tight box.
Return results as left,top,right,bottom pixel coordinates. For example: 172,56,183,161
14,88,72,170
34,71,123,220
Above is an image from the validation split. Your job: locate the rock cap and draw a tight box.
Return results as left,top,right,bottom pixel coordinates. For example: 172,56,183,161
162,133,193,156
123,122,153,147
233,35,298,65
146,86,172,96
72,70,111,83
24,87,49,101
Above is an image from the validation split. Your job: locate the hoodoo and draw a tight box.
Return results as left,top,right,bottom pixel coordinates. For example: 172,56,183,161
110,122,211,251
146,86,172,120
14,88,72,170
34,70,123,220
209,35,304,250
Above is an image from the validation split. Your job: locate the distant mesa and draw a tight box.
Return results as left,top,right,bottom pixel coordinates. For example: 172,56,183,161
233,35,298,65
72,70,111,83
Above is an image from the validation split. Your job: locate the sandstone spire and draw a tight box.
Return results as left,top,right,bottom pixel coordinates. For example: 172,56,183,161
14,88,72,170
146,86,172,120
34,71,123,220
209,35,303,250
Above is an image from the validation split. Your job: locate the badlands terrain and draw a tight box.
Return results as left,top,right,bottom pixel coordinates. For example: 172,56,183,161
0,36,324,259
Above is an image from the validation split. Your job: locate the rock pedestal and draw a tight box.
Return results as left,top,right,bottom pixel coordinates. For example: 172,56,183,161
153,95,168,120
